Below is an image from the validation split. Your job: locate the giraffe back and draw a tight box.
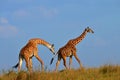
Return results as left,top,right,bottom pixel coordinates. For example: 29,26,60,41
58,42,76,57
20,41,37,57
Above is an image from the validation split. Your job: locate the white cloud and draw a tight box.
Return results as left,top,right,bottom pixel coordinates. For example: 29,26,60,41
0,18,18,38
0,25,18,35
0,18,8,24
39,6,58,18
13,10,29,17
12,6,58,19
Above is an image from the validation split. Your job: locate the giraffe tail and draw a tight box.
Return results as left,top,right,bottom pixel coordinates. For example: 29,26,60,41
50,58,54,65
50,52,58,65
12,63,19,68
12,54,22,69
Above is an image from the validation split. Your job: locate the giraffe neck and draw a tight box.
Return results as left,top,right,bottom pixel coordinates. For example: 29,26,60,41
71,29,87,46
29,38,52,49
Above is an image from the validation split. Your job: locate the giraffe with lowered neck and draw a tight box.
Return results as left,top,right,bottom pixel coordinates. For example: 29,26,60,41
50,27,94,71
13,38,55,73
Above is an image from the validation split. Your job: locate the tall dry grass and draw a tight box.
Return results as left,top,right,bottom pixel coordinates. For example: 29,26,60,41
0,64,120,80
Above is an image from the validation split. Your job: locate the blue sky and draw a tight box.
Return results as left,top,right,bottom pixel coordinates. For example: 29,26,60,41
0,0,120,71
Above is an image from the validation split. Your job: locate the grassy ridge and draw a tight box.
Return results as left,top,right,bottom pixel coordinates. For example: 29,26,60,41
0,65,120,80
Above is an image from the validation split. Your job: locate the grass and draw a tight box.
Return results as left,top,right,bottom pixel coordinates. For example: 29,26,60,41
0,64,120,80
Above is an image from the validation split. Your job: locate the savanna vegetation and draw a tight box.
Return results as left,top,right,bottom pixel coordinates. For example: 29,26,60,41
0,64,120,80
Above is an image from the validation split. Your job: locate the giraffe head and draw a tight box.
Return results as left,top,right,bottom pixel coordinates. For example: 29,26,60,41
49,44,55,55
85,27,94,33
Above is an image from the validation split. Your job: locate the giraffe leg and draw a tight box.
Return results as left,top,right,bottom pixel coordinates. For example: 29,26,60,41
24,57,32,73
63,56,68,69
74,54,82,68
55,60,60,71
35,55,44,71
69,56,72,69
29,58,33,71
18,57,23,72
33,49,44,71
55,55,61,71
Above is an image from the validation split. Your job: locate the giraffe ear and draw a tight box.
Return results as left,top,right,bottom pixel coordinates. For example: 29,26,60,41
51,44,54,47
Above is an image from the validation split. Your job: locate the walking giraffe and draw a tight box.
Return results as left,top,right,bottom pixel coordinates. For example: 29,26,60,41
50,27,94,71
13,38,55,73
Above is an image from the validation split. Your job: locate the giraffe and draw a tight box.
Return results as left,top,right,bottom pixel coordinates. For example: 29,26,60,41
50,27,94,71
13,38,55,73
